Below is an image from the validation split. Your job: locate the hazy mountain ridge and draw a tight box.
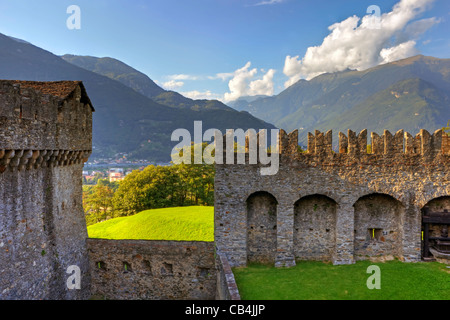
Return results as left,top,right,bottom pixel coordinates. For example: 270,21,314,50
234,55,450,145
226,95,270,111
61,54,232,111
61,54,166,98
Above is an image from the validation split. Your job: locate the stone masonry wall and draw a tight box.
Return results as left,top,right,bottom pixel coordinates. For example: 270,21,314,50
0,81,93,151
294,195,337,261
215,248,241,300
215,128,450,268
246,192,278,264
443,133,450,155
353,194,404,261
87,239,216,300
0,80,93,299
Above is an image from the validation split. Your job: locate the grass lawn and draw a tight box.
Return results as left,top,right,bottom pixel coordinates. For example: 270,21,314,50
87,206,214,241
233,260,450,300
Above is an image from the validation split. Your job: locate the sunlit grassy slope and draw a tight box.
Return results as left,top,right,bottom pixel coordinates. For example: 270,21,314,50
87,206,214,241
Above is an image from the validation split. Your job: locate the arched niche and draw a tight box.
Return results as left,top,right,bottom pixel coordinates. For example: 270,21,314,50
353,193,404,260
421,196,450,260
293,194,337,261
246,191,278,264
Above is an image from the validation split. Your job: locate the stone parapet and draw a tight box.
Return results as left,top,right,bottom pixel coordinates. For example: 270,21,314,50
215,128,450,169
87,239,216,300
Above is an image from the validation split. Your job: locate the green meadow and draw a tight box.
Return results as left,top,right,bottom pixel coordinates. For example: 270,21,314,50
87,206,214,242
233,260,450,300
87,205,450,300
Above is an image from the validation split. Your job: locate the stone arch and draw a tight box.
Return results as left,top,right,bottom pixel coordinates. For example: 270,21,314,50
353,193,405,261
422,196,450,213
418,191,450,210
293,194,337,261
246,191,278,264
421,196,450,260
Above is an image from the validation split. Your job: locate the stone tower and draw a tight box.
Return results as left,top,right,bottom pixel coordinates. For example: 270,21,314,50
0,80,93,299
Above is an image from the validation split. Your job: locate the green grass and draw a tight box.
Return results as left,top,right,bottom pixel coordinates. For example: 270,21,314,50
233,260,450,300
87,206,214,241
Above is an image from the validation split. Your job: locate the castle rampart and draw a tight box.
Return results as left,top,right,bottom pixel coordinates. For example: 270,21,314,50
87,239,216,300
214,128,450,267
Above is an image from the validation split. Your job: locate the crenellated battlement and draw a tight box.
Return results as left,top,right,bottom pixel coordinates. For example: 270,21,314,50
304,128,449,157
217,128,450,164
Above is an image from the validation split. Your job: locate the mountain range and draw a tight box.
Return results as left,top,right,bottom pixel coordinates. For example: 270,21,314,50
61,54,232,112
1,31,449,158
231,55,450,146
0,32,275,162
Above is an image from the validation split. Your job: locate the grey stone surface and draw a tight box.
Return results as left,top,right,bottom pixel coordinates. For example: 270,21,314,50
214,129,450,267
87,239,216,300
0,80,93,299
2,80,449,300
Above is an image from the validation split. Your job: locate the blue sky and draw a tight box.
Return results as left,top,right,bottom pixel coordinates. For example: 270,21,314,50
0,0,449,102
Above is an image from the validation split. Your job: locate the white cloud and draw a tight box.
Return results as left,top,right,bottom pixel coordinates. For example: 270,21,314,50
162,64,275,102
161,80,184,90
283,0,439,87
167,74,199,81
380,40,419,63
249,69,276,95
223,62,276,102
208,72,234,81
252,0,283,6
180,90,223,101
404,17,440,39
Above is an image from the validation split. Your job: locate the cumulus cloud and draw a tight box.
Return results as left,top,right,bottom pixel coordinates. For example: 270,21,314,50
161,80,184,90
249,69,276,95
180,90,223,101
167,74,199,81
283,0,439,87
223,62,276,102
379,40,419,63
162,65,276,102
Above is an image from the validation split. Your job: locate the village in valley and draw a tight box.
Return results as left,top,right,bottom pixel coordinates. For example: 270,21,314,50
82,153,166,184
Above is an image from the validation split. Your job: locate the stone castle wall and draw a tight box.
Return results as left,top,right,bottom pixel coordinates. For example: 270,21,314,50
2,79,449,299
0,80,222,301
87,239,216,300
0,80,93,299
214,128,450,267
0,80,93,151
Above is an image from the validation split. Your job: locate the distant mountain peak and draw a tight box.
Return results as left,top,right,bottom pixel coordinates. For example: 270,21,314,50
232,54,450,146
